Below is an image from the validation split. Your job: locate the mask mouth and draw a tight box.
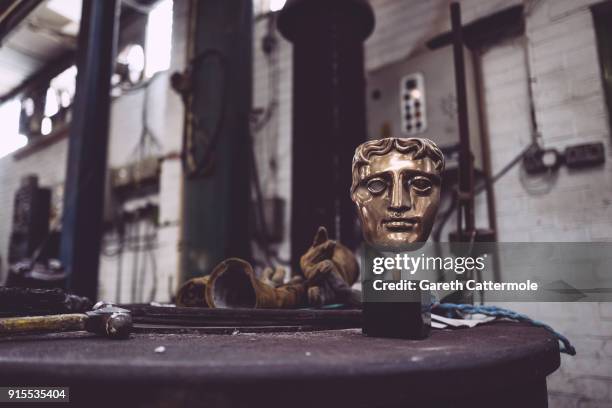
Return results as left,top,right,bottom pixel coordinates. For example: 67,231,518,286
382,217,420,231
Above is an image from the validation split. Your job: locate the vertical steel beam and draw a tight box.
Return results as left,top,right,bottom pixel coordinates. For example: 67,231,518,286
60,0,119,299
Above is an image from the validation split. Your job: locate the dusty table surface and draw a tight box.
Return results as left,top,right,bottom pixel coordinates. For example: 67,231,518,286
0,322,560,407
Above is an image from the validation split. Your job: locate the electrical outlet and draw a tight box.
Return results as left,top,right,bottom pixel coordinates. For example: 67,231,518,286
564,142,605,169
522,146,561,175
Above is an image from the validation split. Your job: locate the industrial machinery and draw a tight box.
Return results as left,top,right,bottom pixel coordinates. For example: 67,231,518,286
8,175,51,263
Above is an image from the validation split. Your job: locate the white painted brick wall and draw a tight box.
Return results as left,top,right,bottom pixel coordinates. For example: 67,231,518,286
366,1,612,405
98,0,189,303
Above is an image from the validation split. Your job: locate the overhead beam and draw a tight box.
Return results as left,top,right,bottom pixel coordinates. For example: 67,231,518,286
0,50,75,104
0,1,154,104
427,5,524,51
0,0,43,44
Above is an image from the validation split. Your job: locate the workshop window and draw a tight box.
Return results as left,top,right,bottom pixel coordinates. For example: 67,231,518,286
0,99,27,159
117,44,146,85
145,0,173,78
253,0,287,15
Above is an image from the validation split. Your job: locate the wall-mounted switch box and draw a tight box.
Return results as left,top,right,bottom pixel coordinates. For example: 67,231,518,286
564,142,605,169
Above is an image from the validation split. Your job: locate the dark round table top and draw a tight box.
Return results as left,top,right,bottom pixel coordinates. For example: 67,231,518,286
0,322,560,407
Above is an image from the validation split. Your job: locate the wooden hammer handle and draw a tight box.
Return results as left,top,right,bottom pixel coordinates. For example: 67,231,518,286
0,314,87,335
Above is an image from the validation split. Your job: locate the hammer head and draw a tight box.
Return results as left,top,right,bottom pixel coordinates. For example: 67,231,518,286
85,304,132,339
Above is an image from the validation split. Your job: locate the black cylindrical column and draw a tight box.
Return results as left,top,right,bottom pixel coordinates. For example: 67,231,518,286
278,0,374,270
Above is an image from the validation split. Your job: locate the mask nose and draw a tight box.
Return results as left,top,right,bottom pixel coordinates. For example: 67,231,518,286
388,177,411,212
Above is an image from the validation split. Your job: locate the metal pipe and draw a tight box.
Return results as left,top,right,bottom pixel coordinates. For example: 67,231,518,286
471,50,497,239
60,0,120,300
451,2,475,235
522,35,539,142
471,50,501,284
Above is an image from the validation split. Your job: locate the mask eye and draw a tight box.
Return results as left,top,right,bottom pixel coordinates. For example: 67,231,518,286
409,176,433,194
366,178,387,195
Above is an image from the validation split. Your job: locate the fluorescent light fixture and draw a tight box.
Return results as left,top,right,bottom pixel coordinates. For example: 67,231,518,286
118,44,145,83
0,100,28,159
145,0,173,78
60,91,71,108
41,117,53,136
44,87,59,117
23,98,34,116
127,45,145,73
46,0,82,22
269,0,287,12
51,65,77,95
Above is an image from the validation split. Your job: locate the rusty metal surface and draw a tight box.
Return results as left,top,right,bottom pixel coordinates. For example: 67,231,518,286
0,322,559,407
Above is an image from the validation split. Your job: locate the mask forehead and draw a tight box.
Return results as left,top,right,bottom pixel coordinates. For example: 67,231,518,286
359,151,439,180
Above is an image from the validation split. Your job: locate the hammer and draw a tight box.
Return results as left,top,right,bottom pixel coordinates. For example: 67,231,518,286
0,302,132,339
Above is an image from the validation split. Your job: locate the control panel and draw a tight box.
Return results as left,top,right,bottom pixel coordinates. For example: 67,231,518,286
400,73,427,135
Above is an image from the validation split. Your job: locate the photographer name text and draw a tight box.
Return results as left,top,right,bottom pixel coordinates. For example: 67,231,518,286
372,279,539,292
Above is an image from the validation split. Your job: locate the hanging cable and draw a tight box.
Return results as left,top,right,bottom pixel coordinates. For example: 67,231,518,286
178,49,230,178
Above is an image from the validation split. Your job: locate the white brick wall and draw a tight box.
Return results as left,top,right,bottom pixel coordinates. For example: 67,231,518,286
369,0,612,405
97,0,189,303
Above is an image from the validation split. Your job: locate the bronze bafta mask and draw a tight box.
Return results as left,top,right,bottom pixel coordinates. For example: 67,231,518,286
350,138,444,251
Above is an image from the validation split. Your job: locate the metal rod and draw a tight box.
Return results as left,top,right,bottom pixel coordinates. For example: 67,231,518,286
60,0,120,300
522,35,539,142
472,52,502,284
471,50,497,239
451,2,475,235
